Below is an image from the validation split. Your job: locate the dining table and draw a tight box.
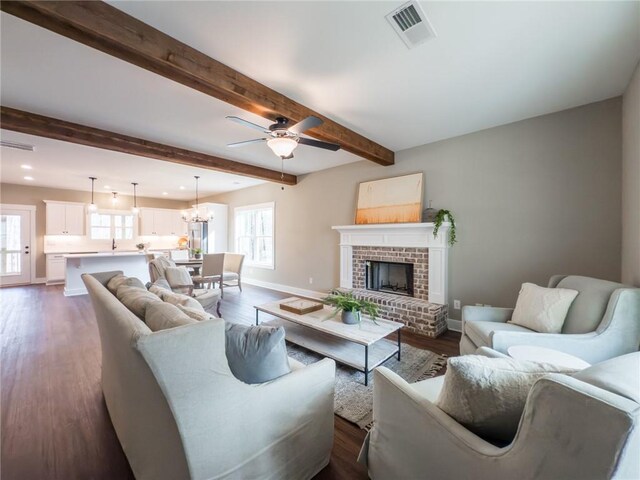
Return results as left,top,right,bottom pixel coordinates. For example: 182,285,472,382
173,258,204,276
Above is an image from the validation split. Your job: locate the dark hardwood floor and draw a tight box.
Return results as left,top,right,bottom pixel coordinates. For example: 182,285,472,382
1,284,460,480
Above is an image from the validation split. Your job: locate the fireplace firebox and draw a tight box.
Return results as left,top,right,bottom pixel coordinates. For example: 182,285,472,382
366,260,414,297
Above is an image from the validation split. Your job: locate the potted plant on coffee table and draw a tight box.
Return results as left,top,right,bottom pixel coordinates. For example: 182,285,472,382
323,290,379,325
191,248,202,259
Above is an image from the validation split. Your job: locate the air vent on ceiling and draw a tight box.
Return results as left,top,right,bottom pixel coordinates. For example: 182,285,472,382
386,1,437,49
0,140,35,151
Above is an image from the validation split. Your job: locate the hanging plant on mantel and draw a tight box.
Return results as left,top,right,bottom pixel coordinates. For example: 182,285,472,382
432,209,457,246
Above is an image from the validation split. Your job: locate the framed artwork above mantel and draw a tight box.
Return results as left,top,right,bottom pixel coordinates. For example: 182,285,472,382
355,172,424,225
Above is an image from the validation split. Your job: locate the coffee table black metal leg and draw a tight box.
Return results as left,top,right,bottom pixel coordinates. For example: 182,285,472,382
255,309,259,326
364,345,369,386
397,329,402,361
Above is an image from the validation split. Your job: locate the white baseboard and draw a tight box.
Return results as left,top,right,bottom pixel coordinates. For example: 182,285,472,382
64,287,87,296
243,278,325,300
447,318,462,332
33,277,47,284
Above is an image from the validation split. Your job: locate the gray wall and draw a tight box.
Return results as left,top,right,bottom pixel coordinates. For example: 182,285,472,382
622,60,640,286
204,98,623,320
0,183,189,278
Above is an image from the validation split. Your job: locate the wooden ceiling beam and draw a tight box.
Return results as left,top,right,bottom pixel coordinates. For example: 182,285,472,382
0,1,394,166
0,106,297,186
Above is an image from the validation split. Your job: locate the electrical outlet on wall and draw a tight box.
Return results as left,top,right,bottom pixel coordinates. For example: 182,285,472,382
309,277,313,285
453,300,461,309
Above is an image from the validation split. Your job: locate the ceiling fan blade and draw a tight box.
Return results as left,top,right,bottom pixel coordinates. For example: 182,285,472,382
288,115,323,134
298,137,341,151
226,116,270,133
227,138,267,148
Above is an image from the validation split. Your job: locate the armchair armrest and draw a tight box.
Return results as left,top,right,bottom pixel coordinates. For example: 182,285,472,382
462,306,513,323
491,330,604,362
136,320,336,479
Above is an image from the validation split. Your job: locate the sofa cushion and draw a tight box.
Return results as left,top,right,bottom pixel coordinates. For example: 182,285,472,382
177,304,215,322
149,286,204,311
465,321,533,348
555,276,623,334
573,352,640,403
435,355,578,442
116,285,163,319
225,323,291,384
509,283,578,333
145,302,197,332
152,278,172,292
412,376,446,403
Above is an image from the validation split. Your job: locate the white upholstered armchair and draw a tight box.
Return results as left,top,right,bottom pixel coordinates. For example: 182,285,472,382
359,352,640,480
460,275,640,363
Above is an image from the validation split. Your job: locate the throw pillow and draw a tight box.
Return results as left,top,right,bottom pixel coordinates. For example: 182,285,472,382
124,277,146,290
177,304,215,322
165,266,194,294
145,302,197,332
508,283,578,333
153,278,172,291
435,355,578,442
106,273,128,295
152,288,203,311
225,323,291,384
116,284,163,319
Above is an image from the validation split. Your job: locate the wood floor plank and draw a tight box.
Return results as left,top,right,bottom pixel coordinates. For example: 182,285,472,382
0,284,459,479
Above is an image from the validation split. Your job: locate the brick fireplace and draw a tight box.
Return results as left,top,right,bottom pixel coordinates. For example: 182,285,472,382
332,223,450,337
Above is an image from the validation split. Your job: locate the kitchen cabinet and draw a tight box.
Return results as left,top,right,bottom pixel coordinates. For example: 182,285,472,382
45,202,85,235
139,208,187,236
46,254,66,284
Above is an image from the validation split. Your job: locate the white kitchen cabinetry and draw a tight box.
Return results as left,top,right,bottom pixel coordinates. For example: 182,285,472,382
46,254,66,284
139,208,187,236
45,201,85,235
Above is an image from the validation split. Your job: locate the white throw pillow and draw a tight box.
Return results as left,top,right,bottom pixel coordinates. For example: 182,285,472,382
435,355,578,442
164,266,194,293
508,282,578,333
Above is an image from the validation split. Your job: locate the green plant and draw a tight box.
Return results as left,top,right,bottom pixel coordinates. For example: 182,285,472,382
135,243,145,250
323,290,379,324
433,209,457,246
191,248,202,255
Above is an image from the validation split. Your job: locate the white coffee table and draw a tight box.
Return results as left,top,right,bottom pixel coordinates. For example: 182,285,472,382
508,345,591,370
255,297,404,385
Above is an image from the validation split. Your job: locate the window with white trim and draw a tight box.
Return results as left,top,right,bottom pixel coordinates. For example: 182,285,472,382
90,212,135,240
234,202,274,269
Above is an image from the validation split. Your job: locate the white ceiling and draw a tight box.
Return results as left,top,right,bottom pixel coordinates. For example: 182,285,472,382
0,130,264,199
1,1,639,196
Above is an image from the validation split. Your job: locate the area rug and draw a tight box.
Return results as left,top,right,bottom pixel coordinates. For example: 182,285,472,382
286,342,447,429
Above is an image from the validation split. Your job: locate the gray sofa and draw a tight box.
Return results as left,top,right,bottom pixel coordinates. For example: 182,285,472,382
461,275,640,363
83,271,336,480
360,351,640,479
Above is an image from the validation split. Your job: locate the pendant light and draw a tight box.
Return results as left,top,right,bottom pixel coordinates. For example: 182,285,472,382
131,182,139,214
111,192,118,206
88,177,98,211
182,175,213,223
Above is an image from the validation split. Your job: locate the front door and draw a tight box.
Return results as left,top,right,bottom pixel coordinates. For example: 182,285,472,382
0,208,31,286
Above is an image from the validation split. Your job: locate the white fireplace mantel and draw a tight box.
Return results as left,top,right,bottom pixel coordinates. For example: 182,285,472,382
331,222,450,305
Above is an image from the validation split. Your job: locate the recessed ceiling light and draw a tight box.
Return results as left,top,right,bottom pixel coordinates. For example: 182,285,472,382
104,185,111,189
24,176,34,181
179,186,185,190
162,192,168,196
21,164,32,170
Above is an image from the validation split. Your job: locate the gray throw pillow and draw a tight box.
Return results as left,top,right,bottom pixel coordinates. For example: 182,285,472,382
106,273,129,295
225,323,291,384
145,302,197,332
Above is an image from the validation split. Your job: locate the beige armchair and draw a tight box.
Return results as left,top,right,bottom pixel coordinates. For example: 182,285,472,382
359,352,640,480
222,253,245,294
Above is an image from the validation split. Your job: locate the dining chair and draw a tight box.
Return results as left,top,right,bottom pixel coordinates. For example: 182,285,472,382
192,253,225,296
222,253,245,293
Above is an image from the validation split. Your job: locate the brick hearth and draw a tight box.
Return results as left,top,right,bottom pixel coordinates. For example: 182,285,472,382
350,245,447,337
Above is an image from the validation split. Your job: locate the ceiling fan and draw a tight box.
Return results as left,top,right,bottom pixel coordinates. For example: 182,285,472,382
226,115,341,159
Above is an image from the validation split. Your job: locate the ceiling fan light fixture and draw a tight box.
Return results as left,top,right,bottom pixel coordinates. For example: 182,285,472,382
267,137,298,158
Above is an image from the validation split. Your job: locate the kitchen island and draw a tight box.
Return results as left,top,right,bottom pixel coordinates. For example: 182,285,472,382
63,252,150,296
